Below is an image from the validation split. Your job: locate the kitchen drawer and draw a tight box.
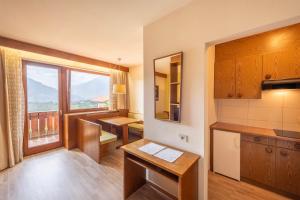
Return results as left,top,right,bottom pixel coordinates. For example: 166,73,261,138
241,135,269,145
276,139,300,151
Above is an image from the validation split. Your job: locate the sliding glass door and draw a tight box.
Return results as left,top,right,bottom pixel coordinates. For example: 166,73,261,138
23,61,63,155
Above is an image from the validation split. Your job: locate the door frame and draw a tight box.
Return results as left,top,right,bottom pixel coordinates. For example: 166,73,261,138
22,60,64,156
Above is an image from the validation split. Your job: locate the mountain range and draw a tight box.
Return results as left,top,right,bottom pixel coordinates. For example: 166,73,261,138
27,77,109,103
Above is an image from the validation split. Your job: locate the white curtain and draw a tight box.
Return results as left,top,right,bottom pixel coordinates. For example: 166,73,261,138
0,48,25,170
109,69,129,110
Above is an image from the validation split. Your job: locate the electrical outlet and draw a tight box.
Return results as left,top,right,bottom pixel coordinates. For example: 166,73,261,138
179,134,188,143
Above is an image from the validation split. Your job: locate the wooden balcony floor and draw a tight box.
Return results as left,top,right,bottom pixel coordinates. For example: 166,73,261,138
28,133,59,148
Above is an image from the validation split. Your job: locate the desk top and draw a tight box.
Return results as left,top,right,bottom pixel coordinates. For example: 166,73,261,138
121,139,200,177
98,117,141,126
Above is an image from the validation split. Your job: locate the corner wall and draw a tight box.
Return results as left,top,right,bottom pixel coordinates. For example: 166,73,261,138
128,65,144,116
143,1,300,199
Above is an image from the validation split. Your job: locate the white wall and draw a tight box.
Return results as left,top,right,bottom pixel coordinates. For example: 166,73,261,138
143,1,300,200
128,65,144,116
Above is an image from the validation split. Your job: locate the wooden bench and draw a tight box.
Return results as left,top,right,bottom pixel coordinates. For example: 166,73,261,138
78,119,117,163
128,112,144,138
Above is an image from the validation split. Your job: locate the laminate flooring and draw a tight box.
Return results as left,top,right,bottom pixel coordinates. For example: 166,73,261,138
0,148,170,200
0,148,292,200
208,171,292,200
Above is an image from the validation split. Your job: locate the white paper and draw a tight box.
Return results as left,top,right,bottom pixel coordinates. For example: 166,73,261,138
154,148,183,163
138,143,166,155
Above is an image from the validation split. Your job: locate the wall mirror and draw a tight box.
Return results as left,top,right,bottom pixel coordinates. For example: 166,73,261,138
154,52,183,122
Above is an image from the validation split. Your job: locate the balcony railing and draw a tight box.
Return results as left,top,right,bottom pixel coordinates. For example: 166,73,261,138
28,111,59,140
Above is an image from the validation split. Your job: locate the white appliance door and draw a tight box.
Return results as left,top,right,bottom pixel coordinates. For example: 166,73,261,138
213,130,240,180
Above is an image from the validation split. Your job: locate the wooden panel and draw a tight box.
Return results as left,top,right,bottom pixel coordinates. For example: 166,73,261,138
241,141,275,187
215,23,300,62
236,55,262,98
123,152,147,199
214,59,236,98
171,54,181,63
241,134,269,145
241,141,252,180
77,119,101,163
210,122,300,143
178,162,198,200
263,49,300,80
275,148,300,196
0,36,129,72
64,110,128,149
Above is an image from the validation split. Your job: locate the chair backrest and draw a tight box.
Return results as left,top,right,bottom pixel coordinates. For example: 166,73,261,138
78,119,101,163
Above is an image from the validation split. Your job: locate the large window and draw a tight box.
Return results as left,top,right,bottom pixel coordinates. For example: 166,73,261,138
69,70,110,110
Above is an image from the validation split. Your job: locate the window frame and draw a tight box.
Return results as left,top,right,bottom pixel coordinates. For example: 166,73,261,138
67,68,110,113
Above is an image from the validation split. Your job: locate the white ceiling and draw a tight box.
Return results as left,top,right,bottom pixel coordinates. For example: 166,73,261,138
0,0,192,67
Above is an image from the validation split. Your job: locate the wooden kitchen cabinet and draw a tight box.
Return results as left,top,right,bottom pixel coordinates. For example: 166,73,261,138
236,55,262,99
214,59,236,98
263,49,300,80
241,140,275,186
275,148,300,196
214,55,262,99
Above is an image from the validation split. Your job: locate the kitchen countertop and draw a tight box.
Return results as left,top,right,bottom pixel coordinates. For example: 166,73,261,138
210,122,300,142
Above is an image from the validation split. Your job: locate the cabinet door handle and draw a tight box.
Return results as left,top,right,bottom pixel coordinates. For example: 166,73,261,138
280,150,288,157
294,143,300,150
265,147,273,153
254,137,261,142
237,93,243,98
227,93,233,98
265,74,272,80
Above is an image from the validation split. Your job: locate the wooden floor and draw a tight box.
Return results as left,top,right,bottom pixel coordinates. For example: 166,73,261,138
0,148,291,200
208,171,292,200
0,148,171,200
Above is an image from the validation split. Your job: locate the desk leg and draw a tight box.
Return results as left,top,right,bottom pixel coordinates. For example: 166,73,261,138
122,125,129,145
124,152,146,199
178,162,198,200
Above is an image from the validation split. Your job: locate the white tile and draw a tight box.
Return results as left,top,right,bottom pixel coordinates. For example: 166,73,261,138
248,107,282,122
218,118,248,126
283,90,300,108
283,108,300,123
219,99,249,107
283,122,300,132
247,120,282,129
249,91,283,108
247,120,270,129
219,105,248,120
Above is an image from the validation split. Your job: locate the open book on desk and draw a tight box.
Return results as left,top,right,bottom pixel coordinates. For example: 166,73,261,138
138,142,183,163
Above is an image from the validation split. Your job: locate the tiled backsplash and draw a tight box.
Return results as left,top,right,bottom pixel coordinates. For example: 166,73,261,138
216,90,300,132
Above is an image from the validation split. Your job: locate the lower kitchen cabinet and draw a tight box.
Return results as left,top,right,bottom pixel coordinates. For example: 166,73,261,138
241,136,300,198
275,148,300,196
241,141,275,187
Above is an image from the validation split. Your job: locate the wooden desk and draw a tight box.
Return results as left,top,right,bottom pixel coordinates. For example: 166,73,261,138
98,117,141,145
121,139,200,200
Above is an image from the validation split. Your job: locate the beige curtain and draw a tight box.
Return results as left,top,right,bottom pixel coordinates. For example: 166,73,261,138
0,48,25,170
109,70,129,110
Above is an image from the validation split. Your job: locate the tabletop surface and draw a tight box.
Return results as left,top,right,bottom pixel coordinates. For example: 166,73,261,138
121,139,200,176
98,117,141,126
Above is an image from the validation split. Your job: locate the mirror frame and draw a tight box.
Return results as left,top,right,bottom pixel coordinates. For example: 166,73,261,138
153,52,183,123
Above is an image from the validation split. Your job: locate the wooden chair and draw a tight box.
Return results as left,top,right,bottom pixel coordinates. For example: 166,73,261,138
78,119,117,163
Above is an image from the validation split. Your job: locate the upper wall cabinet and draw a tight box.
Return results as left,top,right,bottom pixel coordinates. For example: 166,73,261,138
214,55,262,99
263,49,300,80
236,55,262,99
214,23,300,99
214,59,235,98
